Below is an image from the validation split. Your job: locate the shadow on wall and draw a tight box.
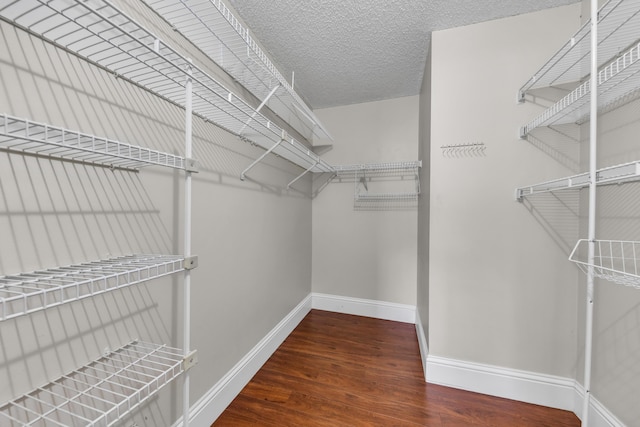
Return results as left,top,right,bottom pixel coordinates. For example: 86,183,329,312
592,292,640,427
525,124,581,173
521,191,581,257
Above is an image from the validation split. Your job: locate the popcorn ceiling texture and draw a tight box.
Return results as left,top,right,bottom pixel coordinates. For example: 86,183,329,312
227,0,580,109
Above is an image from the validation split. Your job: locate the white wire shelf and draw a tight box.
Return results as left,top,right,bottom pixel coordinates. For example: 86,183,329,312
143,0,332,143
0,255,185,322
570,239,640,289
0,0,334,175
518,0,640,95
0,114,187,170
355,192,419,202
0,340,184,426
515,159,640,200
334,161,422,178
520,39,640,136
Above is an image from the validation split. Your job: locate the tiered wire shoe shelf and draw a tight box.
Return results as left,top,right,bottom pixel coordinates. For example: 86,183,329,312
0,341,185,427
570,240,640,289
0,111,194,425
0,0,333,181
142,0,332,143
516,0,640,425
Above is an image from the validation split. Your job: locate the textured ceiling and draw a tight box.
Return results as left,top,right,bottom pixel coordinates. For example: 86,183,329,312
226,0,580,109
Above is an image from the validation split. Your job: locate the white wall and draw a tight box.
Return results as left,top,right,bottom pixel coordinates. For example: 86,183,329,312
428,4,582,378
0,1,312,425
312,97,419,306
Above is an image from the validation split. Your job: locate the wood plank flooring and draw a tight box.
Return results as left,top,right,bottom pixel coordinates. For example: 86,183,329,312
213,310,580,426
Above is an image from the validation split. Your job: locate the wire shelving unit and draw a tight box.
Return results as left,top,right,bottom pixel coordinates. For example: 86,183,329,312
0,255,185,322
516,1,640,425
515,159,640,200
142,0,332,143
0,114,188,170
518,0,640,97
0,0,333,178
520,40,640,136
0,341,185,427
570,239,640,289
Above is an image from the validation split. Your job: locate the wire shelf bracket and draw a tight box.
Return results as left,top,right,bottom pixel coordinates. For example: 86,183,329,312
570,239,640,289
0,341,185,427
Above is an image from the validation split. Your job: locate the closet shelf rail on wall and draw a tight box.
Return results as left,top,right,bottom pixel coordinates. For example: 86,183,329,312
0,0,333,178
334,161,422,202
0,255,186,321
0,341,185,427
570,239,640,289
143,0,333,143
0,114,189,170
515,159,640,201
518,0,640,137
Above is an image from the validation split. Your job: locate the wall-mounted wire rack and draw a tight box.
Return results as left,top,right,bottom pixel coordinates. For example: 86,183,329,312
332,161,422,204
142,0,332,143
0,0,333,179
515,159,640,201
570,239,640,289
440,142,486,157
518,0,640,137
520,40,640,136
0,255,185,322
0,114,189,170
518,0,640,97
0,341,185,427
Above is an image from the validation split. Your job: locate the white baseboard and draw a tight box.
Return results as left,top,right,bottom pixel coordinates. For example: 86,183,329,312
426,355,624,427
178,294,312,427
415,309,429,380
311,292,416,323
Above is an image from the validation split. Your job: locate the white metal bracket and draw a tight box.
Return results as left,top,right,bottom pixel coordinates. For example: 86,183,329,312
288,159,319,189
517,90,525,103
183,255,198,270
182,350,198,371
518,127,527,139
185,158,198,173
238,84,280,135
241,132,286,180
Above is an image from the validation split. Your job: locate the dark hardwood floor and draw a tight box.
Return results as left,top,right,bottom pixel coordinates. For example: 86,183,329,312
213,310,580,426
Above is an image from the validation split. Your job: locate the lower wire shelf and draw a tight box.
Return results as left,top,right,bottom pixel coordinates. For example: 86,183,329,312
569,239,640,289
0,340,185,427
0,255,185,322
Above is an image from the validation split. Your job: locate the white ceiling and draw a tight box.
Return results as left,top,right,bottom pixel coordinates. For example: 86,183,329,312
226,0,580,109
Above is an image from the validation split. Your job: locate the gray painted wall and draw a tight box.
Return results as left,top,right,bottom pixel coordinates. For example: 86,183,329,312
427,4,582,378
312,96,419,306
0,1,312,425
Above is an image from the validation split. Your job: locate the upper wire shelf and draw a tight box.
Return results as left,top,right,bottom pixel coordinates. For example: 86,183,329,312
0,254,185,322
334,161,422,179
570,239,640,289
0,340,184,426
142,0,332,143
520,39,640,136
0,114,187,170
0,0,334,175
516,159,640,200
518,0,640,96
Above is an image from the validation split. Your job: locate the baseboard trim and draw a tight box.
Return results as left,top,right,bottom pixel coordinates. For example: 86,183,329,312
415,309,429,380
180,294,312,427
426,355,623,426
311,292,416,324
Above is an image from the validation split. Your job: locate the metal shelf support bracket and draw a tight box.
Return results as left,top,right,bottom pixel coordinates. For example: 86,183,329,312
288,159,319,189
183,255,198,270
182,350,199,371
241,132,286,180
